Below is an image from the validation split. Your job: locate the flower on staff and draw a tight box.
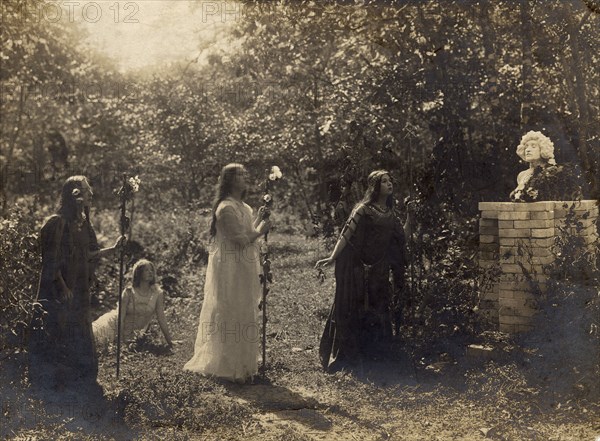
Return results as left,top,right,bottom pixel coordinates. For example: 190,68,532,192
263,194,272,203
128,175,141,193
269,165,283,181
116,175,141,202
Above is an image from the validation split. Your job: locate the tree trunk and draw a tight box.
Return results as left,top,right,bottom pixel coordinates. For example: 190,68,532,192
520,0,534,130
313,78,325,214
480,2,499,113
1,85,27,214
566,9,595,195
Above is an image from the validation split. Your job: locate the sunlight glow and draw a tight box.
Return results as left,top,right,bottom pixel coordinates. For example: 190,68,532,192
77,1,241,72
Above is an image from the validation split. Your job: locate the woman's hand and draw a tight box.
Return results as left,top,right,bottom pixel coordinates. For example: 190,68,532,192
257,219,272,235
404,197,416,213
113,235,127,252
256,206,267,220
315,257,335,269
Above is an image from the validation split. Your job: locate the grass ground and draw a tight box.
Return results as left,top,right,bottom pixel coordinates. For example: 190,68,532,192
1,233,598,440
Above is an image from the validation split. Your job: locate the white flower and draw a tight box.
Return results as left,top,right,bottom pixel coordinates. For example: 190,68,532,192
263,194,272,203
269,165,282,180
72,188,82,199
128,175,141,192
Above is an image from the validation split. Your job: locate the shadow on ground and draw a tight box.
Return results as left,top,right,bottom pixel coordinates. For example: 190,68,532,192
225,380,333,433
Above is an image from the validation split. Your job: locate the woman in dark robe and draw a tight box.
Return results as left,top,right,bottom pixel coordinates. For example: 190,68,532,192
316,170,412,372
28,175,124,389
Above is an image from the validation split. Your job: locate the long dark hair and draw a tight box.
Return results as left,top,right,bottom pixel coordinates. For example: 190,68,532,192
209,163,246,239
358,170,393,209
57,175,90,222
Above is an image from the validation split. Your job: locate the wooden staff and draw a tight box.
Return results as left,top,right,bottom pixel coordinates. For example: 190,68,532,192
115,174,135,378
259,166,282,378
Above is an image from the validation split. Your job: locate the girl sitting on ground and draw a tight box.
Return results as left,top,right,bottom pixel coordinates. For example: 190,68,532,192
92,259,174,349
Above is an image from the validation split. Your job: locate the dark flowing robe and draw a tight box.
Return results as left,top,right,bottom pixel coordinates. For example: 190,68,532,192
28,214,100,387
319,204,407,371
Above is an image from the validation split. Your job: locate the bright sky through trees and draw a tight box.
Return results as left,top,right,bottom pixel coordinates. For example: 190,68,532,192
78,1,239,72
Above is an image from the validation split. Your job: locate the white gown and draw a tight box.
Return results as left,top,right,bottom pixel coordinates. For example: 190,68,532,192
184,197,262,382
92,286,160,347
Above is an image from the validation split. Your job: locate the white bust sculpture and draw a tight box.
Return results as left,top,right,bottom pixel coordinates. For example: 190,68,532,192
510,131,557,202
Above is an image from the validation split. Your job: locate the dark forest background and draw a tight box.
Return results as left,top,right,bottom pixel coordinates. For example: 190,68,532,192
1,0,599,353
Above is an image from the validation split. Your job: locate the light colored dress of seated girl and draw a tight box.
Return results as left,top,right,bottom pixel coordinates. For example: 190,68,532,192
93,259,173,348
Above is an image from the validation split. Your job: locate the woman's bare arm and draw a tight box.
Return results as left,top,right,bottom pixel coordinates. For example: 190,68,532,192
156,291,173,346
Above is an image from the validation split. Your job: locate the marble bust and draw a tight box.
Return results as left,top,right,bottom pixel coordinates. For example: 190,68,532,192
510,131,582,202
510,131,556,202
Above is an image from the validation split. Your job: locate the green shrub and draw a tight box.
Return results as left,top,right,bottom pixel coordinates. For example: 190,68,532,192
520,203,600,399
0,199,46,350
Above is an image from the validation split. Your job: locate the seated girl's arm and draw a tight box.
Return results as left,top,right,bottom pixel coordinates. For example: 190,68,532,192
155,290,173,346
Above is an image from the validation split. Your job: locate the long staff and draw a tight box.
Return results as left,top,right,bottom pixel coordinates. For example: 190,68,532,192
115,174,139,378
260,232,270,378
116,175,128,378
259,166,282,378
403,124,422,382
408,129,416,322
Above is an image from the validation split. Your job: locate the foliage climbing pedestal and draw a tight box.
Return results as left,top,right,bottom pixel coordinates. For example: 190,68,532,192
478,200,598,333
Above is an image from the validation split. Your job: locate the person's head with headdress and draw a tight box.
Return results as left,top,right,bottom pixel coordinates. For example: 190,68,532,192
57,175,93,221
359,170,394,208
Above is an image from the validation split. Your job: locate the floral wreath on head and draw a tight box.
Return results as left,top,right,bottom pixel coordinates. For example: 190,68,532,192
516,131,556,165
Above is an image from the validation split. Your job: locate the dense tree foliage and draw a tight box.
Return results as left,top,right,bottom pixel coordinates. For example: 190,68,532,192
1,0,599,350
2,0,598,212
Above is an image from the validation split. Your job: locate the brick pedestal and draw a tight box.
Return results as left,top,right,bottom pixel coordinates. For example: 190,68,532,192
478,200,598,333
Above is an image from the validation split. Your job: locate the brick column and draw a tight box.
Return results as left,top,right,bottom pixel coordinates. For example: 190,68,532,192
478,200,598,333
478,206,500,325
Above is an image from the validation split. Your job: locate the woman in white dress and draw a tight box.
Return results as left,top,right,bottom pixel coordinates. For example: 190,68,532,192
92,259,173,348
184,163,271,383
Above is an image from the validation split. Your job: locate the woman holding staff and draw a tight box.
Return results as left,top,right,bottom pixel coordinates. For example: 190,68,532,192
28,175,125,389
184,164,271,383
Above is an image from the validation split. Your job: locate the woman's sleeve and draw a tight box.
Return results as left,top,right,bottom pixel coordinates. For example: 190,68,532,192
339,204,365,243
88,222,100,253
217,205,254,246
40,215,65,284
87,223,101,277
